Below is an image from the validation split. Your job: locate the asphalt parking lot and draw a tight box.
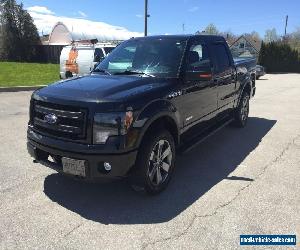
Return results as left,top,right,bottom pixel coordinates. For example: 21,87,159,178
0,74,299,249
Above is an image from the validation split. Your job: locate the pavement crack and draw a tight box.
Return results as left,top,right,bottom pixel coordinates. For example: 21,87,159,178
141,134,300,249
51,221,85,247
63,222,84,238
141,214,198,250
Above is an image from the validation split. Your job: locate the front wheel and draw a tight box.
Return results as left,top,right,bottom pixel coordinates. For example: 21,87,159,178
234,92,250,128
130,130,176,195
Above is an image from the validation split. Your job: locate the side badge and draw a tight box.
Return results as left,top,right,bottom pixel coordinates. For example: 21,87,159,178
186,116,193,122
167,90,182,99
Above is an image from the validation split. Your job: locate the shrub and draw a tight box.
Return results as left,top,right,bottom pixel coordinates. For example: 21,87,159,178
258,41,300,73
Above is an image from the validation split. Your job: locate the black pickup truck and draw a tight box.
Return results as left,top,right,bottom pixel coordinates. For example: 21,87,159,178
27,35,256,194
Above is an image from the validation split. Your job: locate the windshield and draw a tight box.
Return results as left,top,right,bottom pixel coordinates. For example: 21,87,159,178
95,38,187,77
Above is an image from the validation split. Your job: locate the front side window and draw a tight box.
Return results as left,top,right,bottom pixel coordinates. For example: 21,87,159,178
187,42,210,71
95,38,187,77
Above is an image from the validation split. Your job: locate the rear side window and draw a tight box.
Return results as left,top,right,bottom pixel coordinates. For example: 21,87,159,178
94,48,104,62
211,43,231,72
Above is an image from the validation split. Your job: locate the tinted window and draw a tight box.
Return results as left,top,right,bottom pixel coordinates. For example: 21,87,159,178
211,44,231,72
94,48,104,62
187,42,210,71
103,47,115,55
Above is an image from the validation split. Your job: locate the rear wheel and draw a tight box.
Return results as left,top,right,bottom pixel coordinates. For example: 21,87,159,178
234,92,250,128
130,129,175,195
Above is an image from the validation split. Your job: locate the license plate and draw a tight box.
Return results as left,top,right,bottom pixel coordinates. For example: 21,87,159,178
62,157,86,177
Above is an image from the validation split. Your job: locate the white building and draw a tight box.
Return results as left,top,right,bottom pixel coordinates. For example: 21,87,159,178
48,21,142,45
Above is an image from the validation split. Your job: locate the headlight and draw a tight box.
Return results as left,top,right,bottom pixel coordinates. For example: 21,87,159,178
93,111,133,144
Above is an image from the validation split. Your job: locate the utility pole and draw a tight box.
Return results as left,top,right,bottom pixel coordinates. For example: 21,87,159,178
284,15,288,36
144,0,150,36
182,23,185,34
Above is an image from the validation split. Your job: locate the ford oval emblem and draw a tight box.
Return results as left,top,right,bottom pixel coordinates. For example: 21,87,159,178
44,113,58,124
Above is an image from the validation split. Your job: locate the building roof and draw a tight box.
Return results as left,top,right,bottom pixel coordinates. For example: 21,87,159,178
48,21,142,45
229,35,262,52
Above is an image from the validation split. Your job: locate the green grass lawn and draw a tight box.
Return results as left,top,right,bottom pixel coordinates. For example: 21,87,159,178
0,62,60,87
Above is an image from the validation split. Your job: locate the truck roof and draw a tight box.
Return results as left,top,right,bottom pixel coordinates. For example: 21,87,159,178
131,34,226,42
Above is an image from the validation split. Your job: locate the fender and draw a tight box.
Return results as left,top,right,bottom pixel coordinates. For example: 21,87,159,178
132,99,181,148
236,77,252,107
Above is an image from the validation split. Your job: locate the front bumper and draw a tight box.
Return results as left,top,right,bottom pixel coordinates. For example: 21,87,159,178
27,128,138,181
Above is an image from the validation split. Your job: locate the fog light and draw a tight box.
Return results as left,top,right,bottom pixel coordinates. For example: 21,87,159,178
104,162,112,171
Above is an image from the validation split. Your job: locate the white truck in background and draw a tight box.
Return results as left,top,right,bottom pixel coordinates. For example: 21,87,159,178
60,41,116,79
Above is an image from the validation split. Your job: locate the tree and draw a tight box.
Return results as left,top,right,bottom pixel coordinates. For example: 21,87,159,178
250,31,261,42
203,23,219,35
219,30,237,42
288,27,300,52
264,28,279,43
258,41,300,73
0,0,40,61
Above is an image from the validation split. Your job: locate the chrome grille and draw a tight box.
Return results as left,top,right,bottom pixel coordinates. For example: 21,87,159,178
32,101,87,140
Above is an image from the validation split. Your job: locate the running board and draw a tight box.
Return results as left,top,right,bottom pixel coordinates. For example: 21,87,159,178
179,118,234,154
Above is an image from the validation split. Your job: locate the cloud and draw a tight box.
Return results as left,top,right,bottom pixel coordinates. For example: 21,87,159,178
188,6,199,12
27,6,143,41
136,14,143,18
27,6,54,15
78,11,87,18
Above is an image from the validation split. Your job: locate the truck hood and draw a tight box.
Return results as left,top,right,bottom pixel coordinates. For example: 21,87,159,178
35,74,173,104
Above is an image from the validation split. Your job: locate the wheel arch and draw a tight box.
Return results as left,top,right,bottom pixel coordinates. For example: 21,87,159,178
237,80,252,107
133,100,181,148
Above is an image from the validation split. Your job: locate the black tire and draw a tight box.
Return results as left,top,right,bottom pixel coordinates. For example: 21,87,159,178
65,71,73,78
256,76,260,80
130,129,176,195
234,92,250,128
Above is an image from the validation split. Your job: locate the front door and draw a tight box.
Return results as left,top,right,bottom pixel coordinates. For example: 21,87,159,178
180,40,218,127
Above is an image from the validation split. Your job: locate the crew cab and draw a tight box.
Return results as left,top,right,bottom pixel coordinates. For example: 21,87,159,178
27,35,256,194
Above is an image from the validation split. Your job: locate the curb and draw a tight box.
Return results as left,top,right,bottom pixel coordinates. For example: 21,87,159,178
0,85,47,92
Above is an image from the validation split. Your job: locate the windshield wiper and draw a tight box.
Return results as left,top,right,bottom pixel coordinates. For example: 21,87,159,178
114,70,155,77
92,68,111,75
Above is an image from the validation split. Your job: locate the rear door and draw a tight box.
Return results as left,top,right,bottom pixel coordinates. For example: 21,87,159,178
210,42,237,110
77,48,94,75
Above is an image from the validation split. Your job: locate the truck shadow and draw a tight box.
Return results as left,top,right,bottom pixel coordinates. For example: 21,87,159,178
43,117,276,225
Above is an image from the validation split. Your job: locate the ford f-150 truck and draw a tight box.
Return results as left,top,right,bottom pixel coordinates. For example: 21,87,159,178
27,35,256,194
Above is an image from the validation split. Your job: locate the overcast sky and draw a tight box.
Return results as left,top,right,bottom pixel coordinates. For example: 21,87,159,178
18,0,300,37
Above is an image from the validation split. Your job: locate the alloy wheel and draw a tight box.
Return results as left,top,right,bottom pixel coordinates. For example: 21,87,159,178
148,139,172,186
240,95,249,121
